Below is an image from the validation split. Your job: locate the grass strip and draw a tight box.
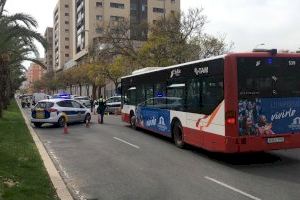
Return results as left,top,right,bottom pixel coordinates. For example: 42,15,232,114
0,100,59,200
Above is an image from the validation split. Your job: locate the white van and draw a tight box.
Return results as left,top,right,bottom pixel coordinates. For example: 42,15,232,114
32,93,48,105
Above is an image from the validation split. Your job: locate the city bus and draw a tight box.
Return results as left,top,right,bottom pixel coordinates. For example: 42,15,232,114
121,50,300,153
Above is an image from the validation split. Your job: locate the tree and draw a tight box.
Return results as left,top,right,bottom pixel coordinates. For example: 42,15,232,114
103,56,128,89
137,8,233,67
0,0,46,117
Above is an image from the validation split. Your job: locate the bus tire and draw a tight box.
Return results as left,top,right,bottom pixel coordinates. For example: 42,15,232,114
130,115,137,129
173,121,185,148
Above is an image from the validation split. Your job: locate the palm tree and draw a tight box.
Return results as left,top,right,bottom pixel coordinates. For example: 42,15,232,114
0,0,47,117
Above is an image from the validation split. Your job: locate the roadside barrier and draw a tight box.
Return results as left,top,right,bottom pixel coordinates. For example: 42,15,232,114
61,113,69,134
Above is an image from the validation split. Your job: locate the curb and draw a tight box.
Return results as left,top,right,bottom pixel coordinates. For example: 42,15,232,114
16,100,74,200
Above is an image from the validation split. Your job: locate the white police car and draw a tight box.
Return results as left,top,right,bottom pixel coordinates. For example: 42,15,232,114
31,99,91,128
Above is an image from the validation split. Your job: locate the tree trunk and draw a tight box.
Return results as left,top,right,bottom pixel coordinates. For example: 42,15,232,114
98,86,101,98
79,84,82,96
92,84,97,99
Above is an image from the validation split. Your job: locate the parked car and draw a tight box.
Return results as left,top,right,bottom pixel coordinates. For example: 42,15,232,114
74,96,91,108
105,96,121,114
31,99,91,128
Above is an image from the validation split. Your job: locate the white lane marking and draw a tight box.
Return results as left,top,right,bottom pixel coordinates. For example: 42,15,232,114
205,176,261,200
113,137,140,149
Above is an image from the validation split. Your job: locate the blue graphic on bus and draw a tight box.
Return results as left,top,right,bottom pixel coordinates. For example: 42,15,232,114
136,107,171,137
238,97,300,136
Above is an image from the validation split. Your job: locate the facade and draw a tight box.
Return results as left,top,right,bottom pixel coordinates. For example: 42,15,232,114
73,0,180,61
26,62,45,91
44,27,54,72
53,0,73,72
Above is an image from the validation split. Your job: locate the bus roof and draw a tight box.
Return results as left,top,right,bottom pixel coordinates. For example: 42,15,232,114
121,54,226,79
121,51,300,79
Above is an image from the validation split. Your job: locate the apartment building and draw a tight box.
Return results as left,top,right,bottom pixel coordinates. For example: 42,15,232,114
73,0,180,61
44,27,54,72
53,0,73,72
26,62,45,90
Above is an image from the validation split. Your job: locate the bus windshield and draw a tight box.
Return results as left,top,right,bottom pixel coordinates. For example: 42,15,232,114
238,57,300,136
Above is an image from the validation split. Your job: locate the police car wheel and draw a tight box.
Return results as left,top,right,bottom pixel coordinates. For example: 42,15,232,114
57,117,65,127
34,122,42,128
84,114,91,123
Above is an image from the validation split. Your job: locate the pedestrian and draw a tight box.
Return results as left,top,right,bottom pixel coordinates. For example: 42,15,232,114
96,96,106,124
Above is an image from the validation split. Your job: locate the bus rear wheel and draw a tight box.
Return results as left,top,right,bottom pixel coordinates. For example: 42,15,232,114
130,115,137,129
173,121,185,148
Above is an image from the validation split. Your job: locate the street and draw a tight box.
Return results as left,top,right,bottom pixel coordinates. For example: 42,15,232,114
23,108,300,200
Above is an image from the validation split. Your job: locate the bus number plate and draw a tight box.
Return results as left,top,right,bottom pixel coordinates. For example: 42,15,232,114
267,137,284,144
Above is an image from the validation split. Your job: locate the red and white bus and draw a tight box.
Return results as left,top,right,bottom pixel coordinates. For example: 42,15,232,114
121,50,300,153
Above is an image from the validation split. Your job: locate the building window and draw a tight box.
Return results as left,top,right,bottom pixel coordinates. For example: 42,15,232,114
65,4,69,8
65,29,69,33
65,54,69,57
110,3,125,9
65,37,69,41
110,16,124,21
65,13,69,16
171,0,176,3
96,15,103,20
65,45,69,49
95,27,103,33
65,21,69,25
96,2,103,7
153,7,164,13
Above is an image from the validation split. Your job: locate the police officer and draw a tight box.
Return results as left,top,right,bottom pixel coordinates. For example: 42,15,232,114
96,96,106,124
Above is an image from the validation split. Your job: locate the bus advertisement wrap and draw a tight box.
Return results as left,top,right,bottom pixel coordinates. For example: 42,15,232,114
238,97,300,136
136,107,171,137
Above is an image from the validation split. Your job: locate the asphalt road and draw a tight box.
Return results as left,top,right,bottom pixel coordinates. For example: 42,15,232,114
23,107,300,200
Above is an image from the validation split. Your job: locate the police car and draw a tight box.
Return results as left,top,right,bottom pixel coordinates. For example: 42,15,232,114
31,99,91,128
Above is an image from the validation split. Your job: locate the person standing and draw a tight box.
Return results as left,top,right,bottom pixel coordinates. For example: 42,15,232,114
96,96,106,124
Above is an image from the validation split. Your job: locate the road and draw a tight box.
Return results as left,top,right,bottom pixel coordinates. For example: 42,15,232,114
23,107,300,200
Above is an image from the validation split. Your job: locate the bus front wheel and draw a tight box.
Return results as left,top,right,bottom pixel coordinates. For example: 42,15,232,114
173,121,185,148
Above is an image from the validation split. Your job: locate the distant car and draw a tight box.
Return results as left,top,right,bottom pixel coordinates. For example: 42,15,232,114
31,99,91,128
74,96,91,108
105,96,121,114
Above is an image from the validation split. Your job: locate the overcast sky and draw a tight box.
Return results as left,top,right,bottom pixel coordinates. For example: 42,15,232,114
5,0,300,61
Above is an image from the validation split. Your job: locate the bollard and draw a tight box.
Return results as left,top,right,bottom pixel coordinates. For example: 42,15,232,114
63,122,68,134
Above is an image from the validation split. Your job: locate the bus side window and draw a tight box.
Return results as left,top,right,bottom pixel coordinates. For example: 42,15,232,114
145,85,154,104
136,85,145,104
126,87,136,105
201,76,224,115
186,79,201,113
166,81,185,111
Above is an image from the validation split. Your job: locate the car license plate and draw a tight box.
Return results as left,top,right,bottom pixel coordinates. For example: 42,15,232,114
36,111,45,119
267,137,284,144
